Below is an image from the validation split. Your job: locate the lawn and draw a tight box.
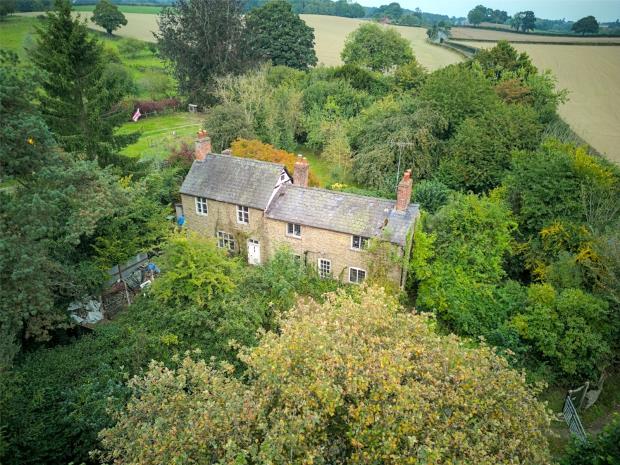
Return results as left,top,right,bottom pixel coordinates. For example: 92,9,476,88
0,15,40,58
117,112,203,160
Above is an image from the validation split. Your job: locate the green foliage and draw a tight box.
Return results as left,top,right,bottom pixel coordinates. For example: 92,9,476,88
91,0,127,35
412,179,451,213
1,248,338,465
151,234,239,307
213,65,302,151
467,4,487,25
561,415,620,465
572,16,599,35
0,0,16,19
438,103,542,193
30,0,135,162
0,50,56,181
117,37,145,58
414,193,518,337
137,71,175,99
0,155,120,363
98,286,553,465
350,96,447,190
245,0,317,70
503,140,620,239
419,63,499,133
333,63,391,96
156,0,253,105
512,284,611,378
473,40,537,81
203,102,255,152
392,58,427,91
341,22,413,72
511,10,536,32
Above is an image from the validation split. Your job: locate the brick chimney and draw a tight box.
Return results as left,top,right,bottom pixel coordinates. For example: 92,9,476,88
293,154,309,187
395,169,413,212
195,129,212,161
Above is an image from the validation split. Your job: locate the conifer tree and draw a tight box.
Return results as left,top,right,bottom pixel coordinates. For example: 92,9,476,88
29,0,134,164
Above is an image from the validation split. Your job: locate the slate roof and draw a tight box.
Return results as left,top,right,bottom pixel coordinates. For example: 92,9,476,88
180,154,285,210
265,184,419,246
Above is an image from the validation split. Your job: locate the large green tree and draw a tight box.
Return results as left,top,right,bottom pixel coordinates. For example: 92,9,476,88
30,0,134,163
98,286,552,465
572,15,599,35
341,22,413,72
467,4,487,25
245,0,317,70
156,0,253,105
438,103,542,193
91,0,127,35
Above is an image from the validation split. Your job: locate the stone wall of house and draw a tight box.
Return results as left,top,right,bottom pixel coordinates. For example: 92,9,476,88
263,218,404,285
181,194,406,286
181,194,266,261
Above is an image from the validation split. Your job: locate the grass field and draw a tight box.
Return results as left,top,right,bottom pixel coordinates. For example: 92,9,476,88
73,4,162,14
1,15,170,98
459,41,620,163
451,27,620,44
117,112,203,159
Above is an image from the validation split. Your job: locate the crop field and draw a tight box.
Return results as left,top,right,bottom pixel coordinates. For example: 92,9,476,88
451,27,620,44
459,41,620,163
300,15,461,70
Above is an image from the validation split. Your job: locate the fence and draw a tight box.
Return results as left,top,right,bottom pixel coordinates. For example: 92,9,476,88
563,395,588,442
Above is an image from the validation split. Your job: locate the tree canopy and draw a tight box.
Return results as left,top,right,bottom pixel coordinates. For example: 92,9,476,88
97,286,552,465
245,0,317,70
91,0,127,35
572,15,599,35
30,0,134,162
156,0,253,105
341,22,413,72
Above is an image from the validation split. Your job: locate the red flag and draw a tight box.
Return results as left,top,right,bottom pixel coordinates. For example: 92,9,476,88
132,108,141,122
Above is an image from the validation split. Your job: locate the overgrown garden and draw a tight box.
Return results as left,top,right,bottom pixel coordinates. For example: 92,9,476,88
1,0,619,463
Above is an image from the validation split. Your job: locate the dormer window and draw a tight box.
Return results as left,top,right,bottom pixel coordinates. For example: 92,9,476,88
237,205,249,224
287,223,301,238
195,197,208,215
351,235,369,250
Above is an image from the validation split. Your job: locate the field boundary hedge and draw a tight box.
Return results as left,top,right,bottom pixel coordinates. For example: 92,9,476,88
451,38,620,46
457,25,620,38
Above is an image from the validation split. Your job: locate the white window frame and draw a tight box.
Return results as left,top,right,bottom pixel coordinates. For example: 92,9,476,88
349,267,366,284
217,231,235,251
287,222,302,238
351,235,369,251
318,258,331,278
236,205,249,224
195,196,208,215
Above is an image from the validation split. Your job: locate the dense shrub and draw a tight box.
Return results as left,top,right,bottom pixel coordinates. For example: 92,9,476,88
132,98,180,115
412,179,452,213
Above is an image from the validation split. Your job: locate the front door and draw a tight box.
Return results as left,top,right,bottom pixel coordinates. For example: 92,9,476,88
247,239,260,265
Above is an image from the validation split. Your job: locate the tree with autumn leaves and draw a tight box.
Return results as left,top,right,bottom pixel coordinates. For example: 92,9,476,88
97,286,552,465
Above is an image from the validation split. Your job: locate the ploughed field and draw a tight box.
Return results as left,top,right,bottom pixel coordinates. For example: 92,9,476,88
458,41,620,163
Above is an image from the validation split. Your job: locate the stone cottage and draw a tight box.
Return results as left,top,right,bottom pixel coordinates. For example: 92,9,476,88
179,132,420,288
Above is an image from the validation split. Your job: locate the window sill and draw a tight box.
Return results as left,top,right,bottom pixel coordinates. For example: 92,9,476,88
286,234,302,240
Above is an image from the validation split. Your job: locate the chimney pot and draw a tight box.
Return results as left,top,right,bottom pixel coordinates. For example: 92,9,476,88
293,154,310,188
395,169,413,212
194,132,212,161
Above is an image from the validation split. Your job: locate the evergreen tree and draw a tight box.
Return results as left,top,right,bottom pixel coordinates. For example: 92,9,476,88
29,0,135,164
245,0,317,70
91,0,127,36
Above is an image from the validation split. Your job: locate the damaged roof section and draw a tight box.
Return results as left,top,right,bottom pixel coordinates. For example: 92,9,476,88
180,154,286,210
265,184,419,246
